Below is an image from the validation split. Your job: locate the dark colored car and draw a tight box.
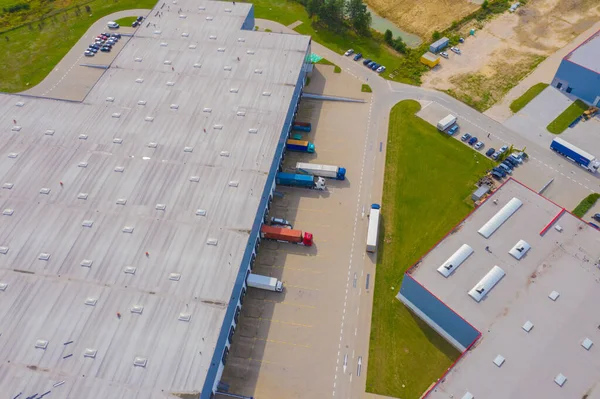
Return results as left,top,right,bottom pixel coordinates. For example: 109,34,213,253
371,63,380,70
367,61,375,68
468,136,478,145
90,43,100,49
486,148,496,157
493,167,506,177
363,58,371,65
110,33,121,39
504,157,518,167
132,20,139,27
589,222,600,230
491,170,503,180
593,214,600,222
100,46,111,52
501,160,513,170
353,53,362,61
137,15,144,22
87,47,98,53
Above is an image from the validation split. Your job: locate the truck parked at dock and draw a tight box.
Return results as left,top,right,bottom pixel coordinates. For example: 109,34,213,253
295,162,346,180
260,225,313,246
286,139,315,153
550,138,600,173
276,172,326,190
292,122,312,132
246,273,283,292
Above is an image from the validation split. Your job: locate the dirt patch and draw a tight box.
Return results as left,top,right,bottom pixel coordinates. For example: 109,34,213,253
422,0,600,110
365,0,478,38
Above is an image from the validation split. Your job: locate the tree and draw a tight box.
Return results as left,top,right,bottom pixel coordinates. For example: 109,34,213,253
345,0,371,34
384,29,393,44
305,0,322,18
392,36,406,53
432,30,441,41
482,0,489,9
319,0,345,29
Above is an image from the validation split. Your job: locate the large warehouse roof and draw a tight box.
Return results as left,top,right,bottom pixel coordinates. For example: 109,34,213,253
0,1,310,398
565,28,600,74
408,179,600,399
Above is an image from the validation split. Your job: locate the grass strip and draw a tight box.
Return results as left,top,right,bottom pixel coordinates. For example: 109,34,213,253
572,193,600,218
510,82,548,113
547,99,589,134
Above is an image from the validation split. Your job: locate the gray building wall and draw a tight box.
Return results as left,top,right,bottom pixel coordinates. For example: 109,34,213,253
397,274,480,352
552,60,600,105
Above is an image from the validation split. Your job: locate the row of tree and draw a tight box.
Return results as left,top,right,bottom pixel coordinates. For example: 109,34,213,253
300,0,372,35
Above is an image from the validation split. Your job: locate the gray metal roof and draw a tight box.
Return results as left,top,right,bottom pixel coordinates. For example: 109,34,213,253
410,179,600,399
0,1,310,398
565,29,600,74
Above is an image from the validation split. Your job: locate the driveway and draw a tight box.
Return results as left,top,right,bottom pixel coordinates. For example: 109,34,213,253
22,9,150,101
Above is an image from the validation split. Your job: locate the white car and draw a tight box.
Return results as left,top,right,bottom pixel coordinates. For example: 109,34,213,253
344,49,354,56
376,66,386,73
474,141,484,150
440,51,449,59
84,50,94,57
450,47,461,55
499,145,509,154
107,21,120,29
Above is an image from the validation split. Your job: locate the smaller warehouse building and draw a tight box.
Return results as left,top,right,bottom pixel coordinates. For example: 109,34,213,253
421,52,440,68
552,29,600,105
398,178,600,398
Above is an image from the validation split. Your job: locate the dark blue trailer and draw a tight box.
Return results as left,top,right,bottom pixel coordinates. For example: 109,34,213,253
550,138,600,172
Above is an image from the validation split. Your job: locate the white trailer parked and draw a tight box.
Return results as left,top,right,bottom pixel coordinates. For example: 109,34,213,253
295,162,347,180
366,204,381,253
437,114,457,131
246,273,283,292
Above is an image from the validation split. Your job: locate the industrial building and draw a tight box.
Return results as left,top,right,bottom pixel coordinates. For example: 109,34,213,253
398,178,600,398
551,28,600,105
0,1,311,398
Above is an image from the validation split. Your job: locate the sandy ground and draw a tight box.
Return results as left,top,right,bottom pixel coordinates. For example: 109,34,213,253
365,0,478,38
421,0,600,110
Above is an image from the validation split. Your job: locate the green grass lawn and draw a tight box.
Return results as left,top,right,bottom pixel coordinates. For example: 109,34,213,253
0,0,155,92
510,83,549,113
114,16,137,26
361,84,372,93
316,58,341,73
547,99,589,134
366,100,495,399
572,193,600,218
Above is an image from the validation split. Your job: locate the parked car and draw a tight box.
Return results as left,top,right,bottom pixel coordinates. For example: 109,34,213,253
461,133,471,141
447,125,459,135
499,145,509,154
89,43,100,49
509,154,523,164
344,49,354,56
270,217,292,228
450,47,461,55
367,61,375,68
499,163,512,174
491,170,503,180
87,47,98,53
100,46,111,52
107,21,120,29
353,53,363,61
84,50,94,57
468,136,478,146
376,66,386,73
593,214,600,222
474,141,484,150
132,20,139,27
363,58,372,65
492,152,500,160
501,161,513,170
590,222,600,230
440,51,449,59
110,33,121,38
504,157,518,167
486,148,496,157
371,63,380,71
493,167,507,177
136,16,144,22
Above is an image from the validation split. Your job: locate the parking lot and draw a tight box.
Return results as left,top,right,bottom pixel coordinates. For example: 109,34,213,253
220,67,375,398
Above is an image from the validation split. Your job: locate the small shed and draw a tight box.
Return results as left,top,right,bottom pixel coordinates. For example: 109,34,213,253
472,185,491,201
420,52,440,68
429,37,449,53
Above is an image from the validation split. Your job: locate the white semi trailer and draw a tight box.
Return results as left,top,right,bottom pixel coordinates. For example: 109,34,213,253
246,273,283,292
295,162,347,180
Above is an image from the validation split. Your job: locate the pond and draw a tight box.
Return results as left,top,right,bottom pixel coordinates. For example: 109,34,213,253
366,5,422,48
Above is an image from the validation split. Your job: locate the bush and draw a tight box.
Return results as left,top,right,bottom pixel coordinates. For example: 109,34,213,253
3,3,30,13
361,84,372,92
432,31,441,41
384,29,393,43
572,193,600,218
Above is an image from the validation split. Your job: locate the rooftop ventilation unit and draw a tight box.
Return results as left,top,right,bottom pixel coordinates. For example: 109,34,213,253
217,48,225,52
179,14,187,18
122,225,134,233
189,176,200,182
582,338,593,350
77,193,88,200
230,88,239,93
11,126,21,132
40,188,50,194
181,32,189,37
228,181,239,187
206,16,213,21
164,60,172,65
82,220,93,227
554,373,566,387
224,66,232,71
220,151,230,157
113,138,123,144
493,354,505,367
437,244,474,278
116,198,127,205
207,238,218,246
238,37,245,42
169,273,181,281
3,183,13,189
254,69,263,74
80,259,93,267
111,113,121,118
478,197,523,238
153,30,161,35
133,357,147,367
246,50,255,55
84,297,97,306
203,108,212,113
156,204,166,210
136,78,144,83
184,147,193,153
468,265,505,302
35,340,49,350
145,116,155,122
124,266,136,274
135,57,142,62
160,42,168,47
193,63,202,68
131,305,144,314
8,153,18,158
225,8,232,12
462,393,474,399
213,124,223,130
209,35,217,40
248,128,258,134
79,134,88,140
522,320,534,332
84,348,97,358
0,246,8,254
189,44,197,49
147,142,158,148
196,209,207,216
2,209,13,216
138,100,147,105
170,104,179,110
45,129,55,135
106,97,115,102
15,101,24,107
166,81,175,86
262,91,272,96
0,282,7,290
178,313,191,321
548,290,560,301
114,166,125,173
198,5,205,10
509,240,531,260
78,162,88,168
38,253,51,261
236,111,246,117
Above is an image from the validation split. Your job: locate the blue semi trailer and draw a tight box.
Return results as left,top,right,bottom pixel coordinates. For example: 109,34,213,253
292,122,312,132
276,172,326,190
550,138,600,173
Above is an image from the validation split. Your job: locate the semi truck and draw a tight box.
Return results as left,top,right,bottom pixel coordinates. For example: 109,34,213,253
366,204,381,253
550,138,600,173
260,224,313,246
437,114,457,131
296,162,346,180
276,172,326,190
292,122,312,132
246,273,283,292
286,139,315,153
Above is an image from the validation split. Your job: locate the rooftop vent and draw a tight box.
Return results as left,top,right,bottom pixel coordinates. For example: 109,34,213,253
220,151,230,157
170,104,179,110
179,14,187,18
136,78,144,83
184,147,193,153
164,60,172,65
0,246,8,255
493,355,505,367
213,124,223,130
196,209,207,216
238,37,245,42
554,373,567,387
188,44,197,50
106,97,114,102
8,153,18,158
82,220,94,228
206,16,213,21
178,313,191,322
138,100,147,105
78,161,88,168
199,5,205,10
461,393,474,399
254,69,263,74
166,81,175,86
40,188,50,194
217,47,225,52
133,357,147,367
224,65,232,71
77,193,88,200
225,8,232,12
79,134,88,140
156,204,166,211
193,63,202,68
113,138,123,144
3,209,14,216
84,348,97,358
45,129,55,136
548,290,560,301
262,91,272,96
124,266,136,275
189,176,200,182
160,42,168,47
116,198,127,205
229,88,239,93
135,57,142,62
145,116,155,122
582,338,593,350
522,320,534,332
555,224,563,232
114,166,125,173
207,238,218,246
80,259,93,268
248,128,258,134
11,126,21,132
15,101,24,107
0,282,7,290
236,111,246,117
209,35,217,40
35,340,49,350
147,142,158,148
122,226,134,233
131,305,144,314
246,50,255,55
169,273,181,281
203,107,212,113
153,30,161,34
3,183,13,189
181,32,189,37
84,297,97,306
228,181,239,187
